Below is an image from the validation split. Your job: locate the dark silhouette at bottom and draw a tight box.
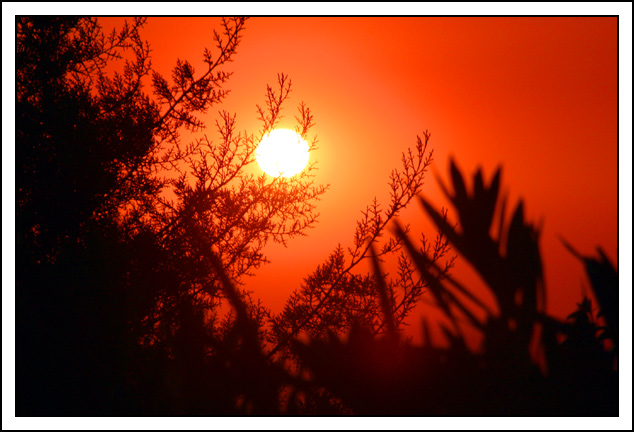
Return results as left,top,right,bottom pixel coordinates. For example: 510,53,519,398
293,160,618,416
16,160,618,415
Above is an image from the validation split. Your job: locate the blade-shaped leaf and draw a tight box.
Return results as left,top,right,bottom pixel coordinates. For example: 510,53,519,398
506,200,526,257
474,168,485,203
419,196,468,259
482,166,502,234
496,192,507,247
394,221,456,326
487,166,502,214
369,243,397,338
450,158,468,206
426,257,495,317
394,221,484,331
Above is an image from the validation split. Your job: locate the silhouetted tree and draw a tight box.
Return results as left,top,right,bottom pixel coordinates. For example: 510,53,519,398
16,16,162,415
267,132,455,359
16,16,327,415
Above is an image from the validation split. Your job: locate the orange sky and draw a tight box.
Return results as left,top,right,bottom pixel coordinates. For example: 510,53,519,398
98,16,619,331
3,9,631,429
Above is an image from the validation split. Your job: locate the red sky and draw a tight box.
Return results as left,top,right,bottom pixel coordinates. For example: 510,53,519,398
94,16,622,333
3,8,631,430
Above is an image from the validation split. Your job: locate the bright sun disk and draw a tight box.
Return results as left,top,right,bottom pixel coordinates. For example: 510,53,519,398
255,129,310,177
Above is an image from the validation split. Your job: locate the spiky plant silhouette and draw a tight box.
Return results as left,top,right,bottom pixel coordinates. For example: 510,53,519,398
292,159,618,416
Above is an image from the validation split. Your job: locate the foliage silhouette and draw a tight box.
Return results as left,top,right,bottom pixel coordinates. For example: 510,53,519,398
15,16,618,417
16,16,325,415
292,160,618,415
268,131,455,359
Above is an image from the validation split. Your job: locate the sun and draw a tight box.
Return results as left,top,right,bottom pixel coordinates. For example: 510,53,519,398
255,129,310,177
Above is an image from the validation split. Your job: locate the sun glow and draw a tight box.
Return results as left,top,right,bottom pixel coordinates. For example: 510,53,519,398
255,129,310,177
